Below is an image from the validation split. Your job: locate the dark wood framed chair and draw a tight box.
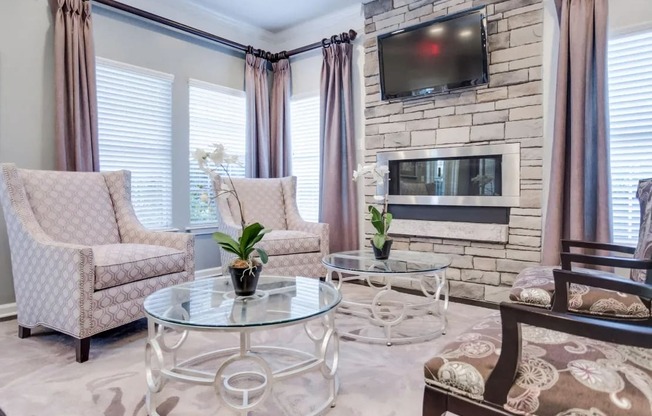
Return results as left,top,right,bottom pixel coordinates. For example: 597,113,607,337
423,269,652,416
509,178,652,320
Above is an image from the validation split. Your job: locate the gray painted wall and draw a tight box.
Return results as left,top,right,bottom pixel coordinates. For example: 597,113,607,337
0,0,56,305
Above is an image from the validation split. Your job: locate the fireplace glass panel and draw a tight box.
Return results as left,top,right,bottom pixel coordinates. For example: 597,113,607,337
388,156,502,197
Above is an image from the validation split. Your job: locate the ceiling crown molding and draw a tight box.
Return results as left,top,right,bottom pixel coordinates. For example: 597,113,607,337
110,0,275,49
183,0,276,45
274,4,364,50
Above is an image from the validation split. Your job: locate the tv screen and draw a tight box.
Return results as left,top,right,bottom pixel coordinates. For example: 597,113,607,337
378,9,489,100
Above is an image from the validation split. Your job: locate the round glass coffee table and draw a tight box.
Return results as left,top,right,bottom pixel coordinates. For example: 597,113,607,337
323,250,451,346
143,276,341,416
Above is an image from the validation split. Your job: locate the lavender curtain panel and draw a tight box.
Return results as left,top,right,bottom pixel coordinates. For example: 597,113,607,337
270,58,292,177
245,53,271,178
542,0,611,265
319,43,358,252
54,0,99,172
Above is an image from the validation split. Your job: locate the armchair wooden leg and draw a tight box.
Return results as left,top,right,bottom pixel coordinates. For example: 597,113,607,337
18,325,31,339
76,337,91,363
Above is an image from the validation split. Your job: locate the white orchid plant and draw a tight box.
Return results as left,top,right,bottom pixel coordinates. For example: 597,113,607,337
194,145,268,271
352,163,392,250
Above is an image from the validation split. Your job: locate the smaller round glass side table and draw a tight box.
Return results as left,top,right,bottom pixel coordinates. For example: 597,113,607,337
322,250,451,346
143,276,341,416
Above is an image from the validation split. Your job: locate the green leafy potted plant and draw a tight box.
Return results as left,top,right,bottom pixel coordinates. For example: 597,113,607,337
194,145,269,296
353,163,393,260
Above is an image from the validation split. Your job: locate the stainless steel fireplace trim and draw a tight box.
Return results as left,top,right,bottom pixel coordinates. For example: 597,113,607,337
376,143,521,208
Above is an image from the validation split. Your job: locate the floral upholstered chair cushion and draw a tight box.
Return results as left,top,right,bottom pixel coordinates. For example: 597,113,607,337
509,266,649,319
424,314,502,401
424,315,652,415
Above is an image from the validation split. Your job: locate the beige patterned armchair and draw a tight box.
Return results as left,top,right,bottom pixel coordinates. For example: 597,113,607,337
0,164,194,362
213,175,328,277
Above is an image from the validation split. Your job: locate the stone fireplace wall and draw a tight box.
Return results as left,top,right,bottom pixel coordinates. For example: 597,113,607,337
363,0,544,302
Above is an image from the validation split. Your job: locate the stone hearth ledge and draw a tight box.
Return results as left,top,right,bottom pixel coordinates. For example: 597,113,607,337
389,219,509,243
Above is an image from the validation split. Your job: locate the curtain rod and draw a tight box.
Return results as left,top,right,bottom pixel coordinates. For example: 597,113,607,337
92,0,357,61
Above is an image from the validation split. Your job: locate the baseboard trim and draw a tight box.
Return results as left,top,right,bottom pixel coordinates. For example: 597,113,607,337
0,302,17,321
196,266,222,279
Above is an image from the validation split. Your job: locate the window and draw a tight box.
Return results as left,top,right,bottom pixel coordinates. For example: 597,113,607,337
608,29,652,245
96,58,174,229
291,94,321,222
189,80,246,225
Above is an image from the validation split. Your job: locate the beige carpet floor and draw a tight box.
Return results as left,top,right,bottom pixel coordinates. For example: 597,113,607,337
0,283,493,416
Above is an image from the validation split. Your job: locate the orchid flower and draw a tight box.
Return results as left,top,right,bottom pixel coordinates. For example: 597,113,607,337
209,144,226,165
194,144,269,268
352,163,392,249
352,163,389,185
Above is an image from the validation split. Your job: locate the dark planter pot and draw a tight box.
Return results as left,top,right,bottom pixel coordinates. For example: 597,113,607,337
228,264,262,297
372,239,393,260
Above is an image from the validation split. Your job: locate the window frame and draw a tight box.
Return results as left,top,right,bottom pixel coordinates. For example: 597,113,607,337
607,24,652,246
290,91,322,223
187,78,247,228
95,57,175,231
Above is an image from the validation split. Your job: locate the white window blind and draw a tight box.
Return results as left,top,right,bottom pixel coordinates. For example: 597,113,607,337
608,29,652,246
96,58,174,229
291,94,321,222
189,79,246,225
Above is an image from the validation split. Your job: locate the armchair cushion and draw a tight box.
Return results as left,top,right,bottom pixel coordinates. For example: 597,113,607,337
93,244,186,290
19,169,120,246
425,315,652,416
228,178,287,230
424,314,501,401
510,266,649,319
256,230,321,256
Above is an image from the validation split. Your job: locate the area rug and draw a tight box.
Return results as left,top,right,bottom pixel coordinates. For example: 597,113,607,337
0,283,492,415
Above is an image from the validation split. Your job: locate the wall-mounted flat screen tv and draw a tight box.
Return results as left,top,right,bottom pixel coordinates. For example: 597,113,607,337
378,8,489,100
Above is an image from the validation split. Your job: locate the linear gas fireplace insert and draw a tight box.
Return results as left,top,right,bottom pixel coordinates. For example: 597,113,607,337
376,144,520,223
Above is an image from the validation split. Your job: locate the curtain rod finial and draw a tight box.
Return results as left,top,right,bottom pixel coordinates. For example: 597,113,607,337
348,29,358,41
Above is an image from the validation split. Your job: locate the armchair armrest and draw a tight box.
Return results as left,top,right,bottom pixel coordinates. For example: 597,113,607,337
123,223,193,252
561,239,636,255
281,177,330,255
560,252,652,283
484,302,652,406
289,219,330,256
552,269,652,314
12,234,95,338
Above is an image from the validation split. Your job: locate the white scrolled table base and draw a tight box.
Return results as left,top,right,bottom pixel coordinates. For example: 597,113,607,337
326,268,449,346
145,311,339,416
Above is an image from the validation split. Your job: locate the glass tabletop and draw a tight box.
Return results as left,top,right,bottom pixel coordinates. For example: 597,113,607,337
144,276,341,328
322,250,451,274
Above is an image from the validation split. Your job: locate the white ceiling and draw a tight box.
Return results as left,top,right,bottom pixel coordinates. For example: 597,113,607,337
187,0,363,33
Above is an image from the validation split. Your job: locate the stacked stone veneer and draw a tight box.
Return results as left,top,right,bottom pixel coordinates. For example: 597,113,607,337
363,0,544,303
